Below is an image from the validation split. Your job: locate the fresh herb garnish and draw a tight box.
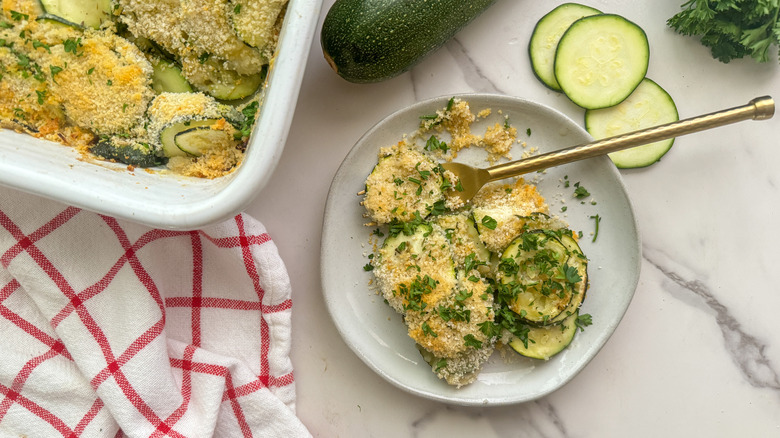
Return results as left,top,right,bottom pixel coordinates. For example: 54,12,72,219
463,334,483,349
421,322,438,337
63,38,81,54
232,100,260,140
575,313,593,332
424,135,449,152
10,11,29,21
399,274,438,313
481,215,497,230
50,65,63,80
667,0,780,64
573,182,590,199
590,214,601,242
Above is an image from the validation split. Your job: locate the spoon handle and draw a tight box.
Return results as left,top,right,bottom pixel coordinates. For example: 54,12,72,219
487,96,775,180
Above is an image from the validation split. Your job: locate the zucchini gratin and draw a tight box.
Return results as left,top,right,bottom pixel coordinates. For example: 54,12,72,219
0,0,287,178
362,99,592,387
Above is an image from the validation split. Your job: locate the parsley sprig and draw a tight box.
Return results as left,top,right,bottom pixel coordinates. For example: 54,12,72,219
668,0,780,64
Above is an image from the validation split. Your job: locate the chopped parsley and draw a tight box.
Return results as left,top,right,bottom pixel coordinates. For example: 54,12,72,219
573,182,590,199
575,313,593,332
421,322,437,337
50,65,63,80
232,100,260,140
590,214,601,242
399,274,438,313
63,38,81,54
424,135,449,153
10,11,29,21
480,215,497,230
463,334,483,349
32,40,50,53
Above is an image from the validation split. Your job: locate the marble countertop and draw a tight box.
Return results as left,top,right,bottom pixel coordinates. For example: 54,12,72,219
248,0,780,435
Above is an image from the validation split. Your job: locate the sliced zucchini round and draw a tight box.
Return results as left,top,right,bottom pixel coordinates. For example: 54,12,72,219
151,58,193,94
498,230,580,324
554,14,649,109
362,143,445,225
159,118,223,157
90,137,167,168
528,3,602,91
183,56,266,101
375,224,456,315
197,71,265,101
228,0,286,52
381,223,434,256
38,0,113,29
547,232,588,324
508,310,580,360
435,213,492,273
586,78,679,168
180,0,266,76
174,125,235,157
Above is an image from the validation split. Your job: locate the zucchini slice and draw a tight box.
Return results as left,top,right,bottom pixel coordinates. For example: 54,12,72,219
183,56,266,101
228,0,287,52
90,137,167,168
362,142,445,225
180,0,266,76
159,118,228,157
38,0,113,29
435,213,492,274
547,232,588,324
554,14,649,109
528,3,602,91
508,310,580,360
196,71,265,102
375,223,457,316
174,125,235,157
150,58,193,94
585,78,679,168
382,223,434,256
498,230,582,324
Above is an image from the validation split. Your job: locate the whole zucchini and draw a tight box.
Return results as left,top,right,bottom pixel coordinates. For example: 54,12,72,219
321,0,497,83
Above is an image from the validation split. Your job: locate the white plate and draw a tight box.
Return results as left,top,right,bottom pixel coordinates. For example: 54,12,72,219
321,93,641,405
0,0,322,230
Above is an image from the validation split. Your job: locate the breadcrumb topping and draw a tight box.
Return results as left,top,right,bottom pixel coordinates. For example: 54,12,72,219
1,0,284,177
364,98,565,387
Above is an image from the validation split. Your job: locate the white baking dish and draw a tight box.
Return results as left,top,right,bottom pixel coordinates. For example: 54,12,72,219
0,0,322,230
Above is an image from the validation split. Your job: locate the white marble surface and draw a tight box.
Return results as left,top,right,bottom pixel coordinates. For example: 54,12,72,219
248,0,780,436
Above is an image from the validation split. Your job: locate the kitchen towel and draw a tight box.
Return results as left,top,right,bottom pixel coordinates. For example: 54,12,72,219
0,187,310,437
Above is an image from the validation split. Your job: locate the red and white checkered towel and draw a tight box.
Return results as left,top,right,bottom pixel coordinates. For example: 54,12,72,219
0,187,310,437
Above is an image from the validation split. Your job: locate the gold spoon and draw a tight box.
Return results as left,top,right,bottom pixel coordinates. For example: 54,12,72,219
442,96,775,203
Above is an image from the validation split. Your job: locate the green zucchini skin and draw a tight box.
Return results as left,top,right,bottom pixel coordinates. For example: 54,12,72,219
90,138,167,168
321,0,497,83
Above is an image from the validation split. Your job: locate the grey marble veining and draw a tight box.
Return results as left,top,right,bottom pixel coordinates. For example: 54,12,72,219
646,248,780,397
